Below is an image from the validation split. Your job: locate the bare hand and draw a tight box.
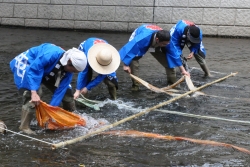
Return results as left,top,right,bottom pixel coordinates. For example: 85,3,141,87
30,90,40,105
73,89,81,99
123,65,131,73
186,52,194,60
182,70,190,77
80,87,88,95
179,66,190,77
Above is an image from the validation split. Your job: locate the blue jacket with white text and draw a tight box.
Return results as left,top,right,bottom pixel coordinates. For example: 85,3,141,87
166,20,206,68
10,43,73,106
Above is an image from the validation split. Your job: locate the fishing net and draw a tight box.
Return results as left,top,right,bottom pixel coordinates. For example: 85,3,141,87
36,101,86,130
102,130,250,155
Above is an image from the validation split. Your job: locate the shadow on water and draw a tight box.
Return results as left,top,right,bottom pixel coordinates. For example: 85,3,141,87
0,27,250,166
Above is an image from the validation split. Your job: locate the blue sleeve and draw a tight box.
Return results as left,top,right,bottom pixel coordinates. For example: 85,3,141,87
86,74,106,90
166,29,183,68
199,41,206,56
50,73,73,106
119,39,141,66
119,33,152,66
190,43,200,54
24,45,59,91
76,65,90,90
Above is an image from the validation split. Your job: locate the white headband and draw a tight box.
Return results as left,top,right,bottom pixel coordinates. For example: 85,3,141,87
60,48,87,71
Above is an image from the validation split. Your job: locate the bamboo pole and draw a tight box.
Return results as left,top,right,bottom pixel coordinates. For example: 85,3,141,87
164,88,250,102
51,72,237,149
129,74,167,93
185,75,196,90
154,109,250,124
129,74,185,96
161,76,185,91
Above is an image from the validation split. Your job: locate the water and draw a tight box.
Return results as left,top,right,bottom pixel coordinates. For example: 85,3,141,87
0,27,250,166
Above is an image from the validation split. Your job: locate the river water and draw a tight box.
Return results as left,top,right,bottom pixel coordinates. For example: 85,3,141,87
0,27,250,167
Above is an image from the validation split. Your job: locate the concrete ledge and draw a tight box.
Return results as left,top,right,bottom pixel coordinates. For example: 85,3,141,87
101,22,128,31
25,19,48,28
1,1,250,37
74,21,100,30
2,18,24,26
49,20,74,29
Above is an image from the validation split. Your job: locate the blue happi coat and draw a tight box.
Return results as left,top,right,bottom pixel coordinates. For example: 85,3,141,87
76,38,117,91
119,24,163,66
166,20,206,68
10,43,73,106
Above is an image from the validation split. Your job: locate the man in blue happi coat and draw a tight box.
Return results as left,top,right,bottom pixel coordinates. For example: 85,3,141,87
154,20,211,84
119,24,171,91
10,43,87,134
74,38,120,100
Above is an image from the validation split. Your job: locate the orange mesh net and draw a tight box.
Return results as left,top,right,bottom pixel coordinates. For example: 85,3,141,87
103,130,250,155
36,101,86,130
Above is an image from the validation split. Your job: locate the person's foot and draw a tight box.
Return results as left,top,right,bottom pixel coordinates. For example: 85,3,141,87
203,73,214,78
131,85,139,91
19,127,36,135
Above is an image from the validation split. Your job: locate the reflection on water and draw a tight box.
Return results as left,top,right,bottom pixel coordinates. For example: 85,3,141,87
0,27,250,166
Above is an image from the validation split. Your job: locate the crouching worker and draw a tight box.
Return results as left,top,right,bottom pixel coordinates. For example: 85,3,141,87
10,43,87,135
74,38,120,100
163,20,211,83
119,24,170,91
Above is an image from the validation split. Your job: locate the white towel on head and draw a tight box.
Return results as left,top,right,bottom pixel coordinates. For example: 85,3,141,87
60,47,87,71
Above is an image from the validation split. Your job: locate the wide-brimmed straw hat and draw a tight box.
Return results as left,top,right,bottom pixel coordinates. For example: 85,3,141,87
87,43,120,74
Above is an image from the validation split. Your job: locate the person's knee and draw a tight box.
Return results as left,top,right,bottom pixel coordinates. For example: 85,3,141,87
62,94,74,103
131,60,139,69
22,101,35,114
165,67,176,75
62,89,76,111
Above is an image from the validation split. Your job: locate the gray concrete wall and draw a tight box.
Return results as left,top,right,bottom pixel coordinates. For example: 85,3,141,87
1,0,250,37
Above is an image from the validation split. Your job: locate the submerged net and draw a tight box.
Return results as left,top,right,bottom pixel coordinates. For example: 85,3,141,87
103,130,250,155
36,101,86,130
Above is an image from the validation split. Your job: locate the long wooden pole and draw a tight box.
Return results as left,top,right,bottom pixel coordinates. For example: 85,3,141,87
161,76,185,91
51,72,237,149
154,108,250,124
129,74,184,96
129,74,167,93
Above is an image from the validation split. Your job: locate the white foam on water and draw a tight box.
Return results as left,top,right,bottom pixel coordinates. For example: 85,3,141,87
17,99,145,144
80,113,109,130
96,98,143,113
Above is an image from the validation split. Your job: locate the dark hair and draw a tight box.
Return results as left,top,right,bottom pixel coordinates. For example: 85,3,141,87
156,30,170,42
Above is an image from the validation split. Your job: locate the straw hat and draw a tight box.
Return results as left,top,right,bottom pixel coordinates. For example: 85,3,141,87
87,43,120,74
